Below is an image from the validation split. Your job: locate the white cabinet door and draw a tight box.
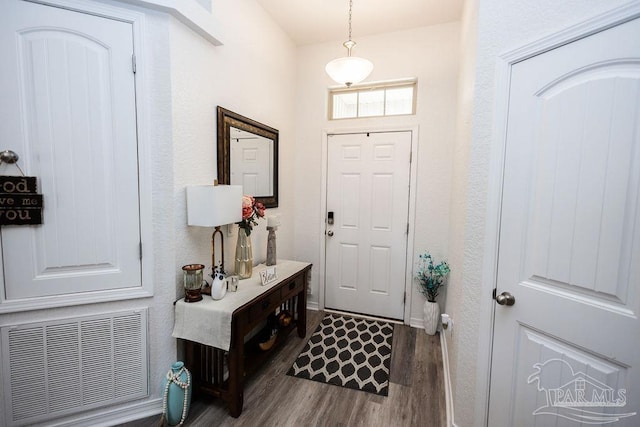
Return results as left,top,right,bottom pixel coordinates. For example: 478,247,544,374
488,17,640,426
325,131,411,320
0,1,141,300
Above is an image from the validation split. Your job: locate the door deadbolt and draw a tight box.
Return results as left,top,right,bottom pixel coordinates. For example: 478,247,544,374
496,291,515,306
327,211,334,225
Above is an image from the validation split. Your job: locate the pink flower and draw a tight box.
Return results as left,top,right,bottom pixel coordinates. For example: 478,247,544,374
255,202,265,218
242,195,254,208
242,206,253,220
236,195,266,236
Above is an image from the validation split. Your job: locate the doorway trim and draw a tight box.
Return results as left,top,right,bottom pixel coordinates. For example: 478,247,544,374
474,3,640,424
318,125,419,324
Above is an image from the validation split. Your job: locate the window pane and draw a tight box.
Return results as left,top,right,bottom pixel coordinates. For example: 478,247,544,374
332,93,357,119
329,81,416,120
385,87,414,116
358,90,384,117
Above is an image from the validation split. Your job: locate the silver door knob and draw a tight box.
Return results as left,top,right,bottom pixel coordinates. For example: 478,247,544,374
327,230,334,237
0,150,19,164
496,291,515,306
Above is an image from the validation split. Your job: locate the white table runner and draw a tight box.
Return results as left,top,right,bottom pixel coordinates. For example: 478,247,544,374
172,260,310,351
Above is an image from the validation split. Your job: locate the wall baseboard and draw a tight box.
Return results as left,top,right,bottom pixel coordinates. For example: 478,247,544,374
42,398,162,427
440,330,457,427
409,316,423,329
307,300,320,311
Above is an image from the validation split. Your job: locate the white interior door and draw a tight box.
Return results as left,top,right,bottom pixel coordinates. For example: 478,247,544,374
0,1,142,300
489,17,640,426
325,131,411,320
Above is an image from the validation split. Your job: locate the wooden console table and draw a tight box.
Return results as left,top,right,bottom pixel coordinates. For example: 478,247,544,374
173,260,311,417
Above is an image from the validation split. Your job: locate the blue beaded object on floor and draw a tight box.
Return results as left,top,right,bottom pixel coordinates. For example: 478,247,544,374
161,361,191,426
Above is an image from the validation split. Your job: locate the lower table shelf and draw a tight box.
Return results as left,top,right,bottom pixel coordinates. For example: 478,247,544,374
183,263,311,417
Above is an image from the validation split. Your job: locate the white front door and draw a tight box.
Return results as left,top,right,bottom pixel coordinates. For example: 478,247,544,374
489,17,640,426
0,1,142,300
325,131,411,320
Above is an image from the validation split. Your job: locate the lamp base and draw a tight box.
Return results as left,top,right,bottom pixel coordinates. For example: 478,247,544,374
185,288,203,303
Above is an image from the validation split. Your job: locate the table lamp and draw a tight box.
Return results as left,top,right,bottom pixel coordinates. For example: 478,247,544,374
186,184,243,286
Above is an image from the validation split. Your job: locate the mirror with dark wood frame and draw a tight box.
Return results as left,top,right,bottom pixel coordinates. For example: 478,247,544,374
217,106,279,208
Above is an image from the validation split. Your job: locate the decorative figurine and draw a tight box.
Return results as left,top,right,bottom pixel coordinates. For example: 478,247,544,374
266,215,280,266
211,263,227,300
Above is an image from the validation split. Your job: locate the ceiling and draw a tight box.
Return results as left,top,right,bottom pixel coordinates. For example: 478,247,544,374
256,0,464,46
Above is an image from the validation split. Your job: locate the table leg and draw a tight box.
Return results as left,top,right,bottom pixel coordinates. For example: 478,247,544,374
297,281,307,338
227,320,244,417
184,340,201,397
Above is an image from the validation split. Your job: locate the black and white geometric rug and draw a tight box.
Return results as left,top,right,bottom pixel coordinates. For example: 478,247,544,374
287,313,394,396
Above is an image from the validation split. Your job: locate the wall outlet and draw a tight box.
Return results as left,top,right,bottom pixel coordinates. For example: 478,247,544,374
441,314,453,332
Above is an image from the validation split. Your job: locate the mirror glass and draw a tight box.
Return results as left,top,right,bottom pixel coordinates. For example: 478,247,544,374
229,127,274,197
217,107,278,208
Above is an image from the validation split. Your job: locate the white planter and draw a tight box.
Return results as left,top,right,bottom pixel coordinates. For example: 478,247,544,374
423,301,440,335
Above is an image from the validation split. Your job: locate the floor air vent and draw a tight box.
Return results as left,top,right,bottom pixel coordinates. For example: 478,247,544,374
1,309,148,426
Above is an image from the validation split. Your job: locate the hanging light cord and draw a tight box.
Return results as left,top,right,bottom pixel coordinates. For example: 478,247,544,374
348,0,353,42
343,0,357,56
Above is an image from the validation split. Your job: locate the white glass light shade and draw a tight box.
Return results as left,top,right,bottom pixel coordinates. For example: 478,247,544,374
186,185,243,227
325,56,373,86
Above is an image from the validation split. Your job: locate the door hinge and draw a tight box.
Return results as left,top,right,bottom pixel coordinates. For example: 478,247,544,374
403,291,406,304
139,242,143,259
409,151,412,164
407,222,410,234
132,54,137,74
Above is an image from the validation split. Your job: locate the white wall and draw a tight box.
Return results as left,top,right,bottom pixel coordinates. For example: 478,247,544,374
450,1,632,426
170,0,296,284
293,23,460,322
0,1,296,425
445,0,477,425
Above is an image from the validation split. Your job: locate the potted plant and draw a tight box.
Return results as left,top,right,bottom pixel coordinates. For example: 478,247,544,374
416,252,450,335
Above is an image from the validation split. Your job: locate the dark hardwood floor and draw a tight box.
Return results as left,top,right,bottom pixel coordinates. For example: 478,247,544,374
119,310,445,427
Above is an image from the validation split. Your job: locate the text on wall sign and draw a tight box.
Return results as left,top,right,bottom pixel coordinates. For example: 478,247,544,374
0,176,44,225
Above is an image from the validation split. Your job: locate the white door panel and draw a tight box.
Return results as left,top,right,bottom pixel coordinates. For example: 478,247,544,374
325,132,411,320
0,1,141,299
229,126,274,198
230,138,273,197
489,17,640,426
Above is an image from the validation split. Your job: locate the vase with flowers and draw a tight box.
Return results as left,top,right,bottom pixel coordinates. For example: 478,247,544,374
416,252,450,335
235,195,265,279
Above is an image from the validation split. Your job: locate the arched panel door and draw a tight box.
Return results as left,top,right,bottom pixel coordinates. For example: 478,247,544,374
489,16,640,426
0,1,141,300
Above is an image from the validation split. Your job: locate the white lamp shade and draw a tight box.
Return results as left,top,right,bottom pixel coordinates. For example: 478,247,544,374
325,56,373,86
186,185,243,227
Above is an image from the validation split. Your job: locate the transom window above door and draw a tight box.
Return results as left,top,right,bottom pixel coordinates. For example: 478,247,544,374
329,79,416,120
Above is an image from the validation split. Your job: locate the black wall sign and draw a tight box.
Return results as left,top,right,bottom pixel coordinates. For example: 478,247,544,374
0,176,44,226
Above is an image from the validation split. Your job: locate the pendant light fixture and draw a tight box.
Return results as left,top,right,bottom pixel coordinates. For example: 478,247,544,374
325,0,373,87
